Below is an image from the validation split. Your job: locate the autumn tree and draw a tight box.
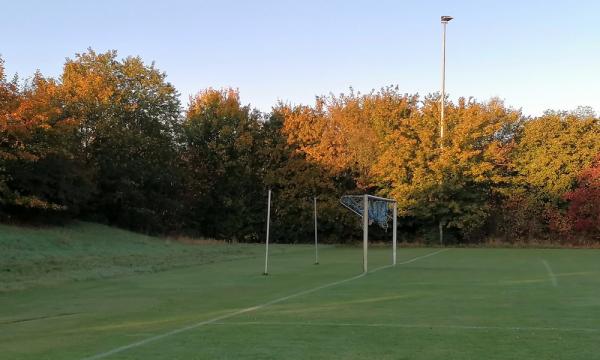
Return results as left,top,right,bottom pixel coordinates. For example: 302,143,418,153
497,110,600,240
60,49,182,231
562,155,600,239
282,87,417,188
2,49,599,244
374,96,521,241
0,56,91,219
263,105,359,243
283,88,522,242
512,109,600,199
8,73,93,217
0,56,22,210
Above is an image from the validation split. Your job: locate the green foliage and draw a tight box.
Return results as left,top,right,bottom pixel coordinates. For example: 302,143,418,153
61,50,182,232
181,89,265,240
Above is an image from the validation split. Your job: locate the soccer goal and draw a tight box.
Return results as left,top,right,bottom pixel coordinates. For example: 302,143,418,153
340,195,397,273
263,189,319,275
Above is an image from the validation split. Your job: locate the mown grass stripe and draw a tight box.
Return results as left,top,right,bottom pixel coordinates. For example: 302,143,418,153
212,321,599,333
542,259,558,287
81,249,448,360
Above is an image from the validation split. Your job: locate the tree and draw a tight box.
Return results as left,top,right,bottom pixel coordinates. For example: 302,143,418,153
60,49,182,231
181,88,264,240
281,89,522,242
2,48,599,244
282,87,417,188
7,73,92,216
376,96,522,241
497,110,600,241
0,56,23,210
0,57,91,218
563,155,600,239
512,110,600,199
263,106,358,243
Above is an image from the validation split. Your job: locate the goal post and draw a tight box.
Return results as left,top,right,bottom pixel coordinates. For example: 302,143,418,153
314,196,319,265
263,189,272,275
263,190,321,275
340,194,397,273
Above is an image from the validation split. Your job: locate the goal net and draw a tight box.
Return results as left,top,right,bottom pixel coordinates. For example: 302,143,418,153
340,195,397,273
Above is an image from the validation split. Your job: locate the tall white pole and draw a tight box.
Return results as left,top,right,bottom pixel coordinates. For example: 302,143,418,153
439,15,452,247
392,202,397,266
314,196,319,265
441,20,447,146
362,195,369,273
264,189,271,275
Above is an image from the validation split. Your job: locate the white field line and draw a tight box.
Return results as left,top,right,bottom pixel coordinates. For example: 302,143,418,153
81,249,448,360
212,321,599,333
395,248,448,266
542,259,558,287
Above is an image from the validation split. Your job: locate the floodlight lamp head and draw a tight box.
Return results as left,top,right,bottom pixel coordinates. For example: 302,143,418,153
441,16,453,23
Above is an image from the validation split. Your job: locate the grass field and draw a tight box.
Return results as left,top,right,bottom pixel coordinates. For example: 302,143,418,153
0,222,292,292
1,225,600,359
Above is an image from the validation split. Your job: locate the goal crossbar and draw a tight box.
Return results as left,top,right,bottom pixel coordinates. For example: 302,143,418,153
340,195,396,227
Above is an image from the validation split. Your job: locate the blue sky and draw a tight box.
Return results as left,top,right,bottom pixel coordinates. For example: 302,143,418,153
2,0,599,116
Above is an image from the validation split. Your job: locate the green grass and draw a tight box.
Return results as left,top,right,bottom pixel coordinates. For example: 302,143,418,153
0,222,298,291
1,224,600,359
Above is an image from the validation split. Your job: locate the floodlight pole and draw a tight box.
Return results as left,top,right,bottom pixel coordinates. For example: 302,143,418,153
363,195,369,273
440,15,452,146
392,202,397,266
263,189,272,275
314,196,319,265
439,15,453,247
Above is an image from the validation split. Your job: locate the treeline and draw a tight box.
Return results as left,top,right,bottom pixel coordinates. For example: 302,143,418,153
1,50,599,244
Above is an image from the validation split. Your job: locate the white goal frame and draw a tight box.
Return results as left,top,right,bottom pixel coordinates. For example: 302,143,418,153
263,190,320,275
341,194,397,273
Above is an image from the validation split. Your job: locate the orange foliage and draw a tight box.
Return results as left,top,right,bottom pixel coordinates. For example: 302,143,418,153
563,155,600,237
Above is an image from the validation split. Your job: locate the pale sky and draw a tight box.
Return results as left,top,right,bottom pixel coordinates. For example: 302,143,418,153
2,0,599,116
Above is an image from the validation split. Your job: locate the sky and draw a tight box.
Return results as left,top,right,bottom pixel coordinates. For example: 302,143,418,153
1,0,599,116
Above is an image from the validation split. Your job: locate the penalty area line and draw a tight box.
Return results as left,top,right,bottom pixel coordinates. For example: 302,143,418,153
368,248,449,274
81,249,447,360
